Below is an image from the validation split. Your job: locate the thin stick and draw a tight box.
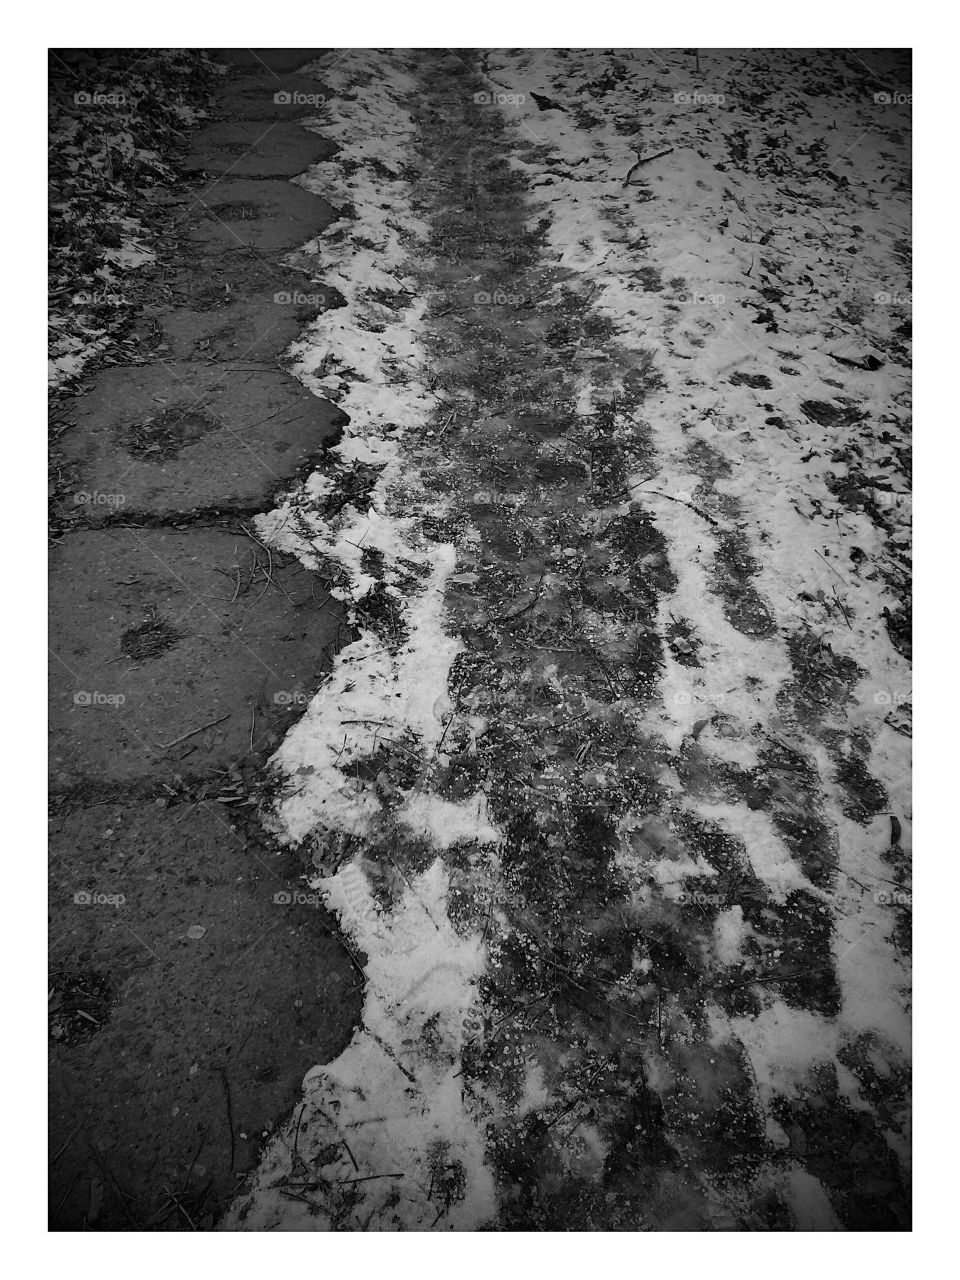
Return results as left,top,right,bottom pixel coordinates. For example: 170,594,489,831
814,547,849,585
159,714,230,750
832,587,853,629
180,1126,208,1195
219,1068,236,1171
292,1104,307,1166
52,1168,83,1224
341,1137,360,1173
624,147,674,184
338,1172,404,1184
162,1184,197,1230
86,1140,140,1228
280,1188,319,1207
51,1118,84,1165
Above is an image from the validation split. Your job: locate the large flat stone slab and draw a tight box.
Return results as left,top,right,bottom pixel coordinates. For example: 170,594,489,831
59,364,343,515
212,49,326,73
179,178,335,254
49,799,359,1229
144,290,324,362
49,528,346,784
182,121,335,178
217,72,335,121
152,253,340,314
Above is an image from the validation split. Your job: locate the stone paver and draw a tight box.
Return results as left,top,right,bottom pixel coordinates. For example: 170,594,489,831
50,529,346,785
59,364,344,516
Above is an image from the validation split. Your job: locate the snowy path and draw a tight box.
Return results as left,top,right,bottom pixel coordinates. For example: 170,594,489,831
225,49,910,1231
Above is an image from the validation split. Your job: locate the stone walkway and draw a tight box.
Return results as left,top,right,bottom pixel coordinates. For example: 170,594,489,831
48,51,360,1230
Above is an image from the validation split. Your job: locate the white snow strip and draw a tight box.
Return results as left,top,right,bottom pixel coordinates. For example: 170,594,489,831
227,50,500,1232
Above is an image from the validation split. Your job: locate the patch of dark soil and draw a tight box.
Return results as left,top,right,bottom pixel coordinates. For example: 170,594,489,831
771,1066,910,1229
800,399,868,429
49,966,116,1044
676,812,839,1015
604,506,677,601
823,729,889,823
635,265,663,292
685,438,733,482
712,529,777,637
122,404,222,460
666,1043,768,1181
781,628,862,731
882,599,911,661
119,608,182,662
729,371,774,389
207,199,261,221
665,615,702,666
764,890,842,1016
751,740,838,887
837,1033,910,1137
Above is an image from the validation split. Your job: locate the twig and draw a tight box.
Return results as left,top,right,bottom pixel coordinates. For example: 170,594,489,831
158,714,230,750
85,1139,140,1228
233,406,287,433
52,1118,84,1165
832,587,853,629
280,1189,320,1207
642,489,721,527
180,1126,208,1194
722,965,830,990
52,1168,83,1225
292,1104,307,1167
341,1137,360,1173
624,147,674,185
490,573,545,624
162,1184,197,1230
338,1172,405,1184
219,1068,235,1171
814,547,849,586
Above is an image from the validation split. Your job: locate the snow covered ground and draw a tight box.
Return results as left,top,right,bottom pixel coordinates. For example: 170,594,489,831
226,48,911,1231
